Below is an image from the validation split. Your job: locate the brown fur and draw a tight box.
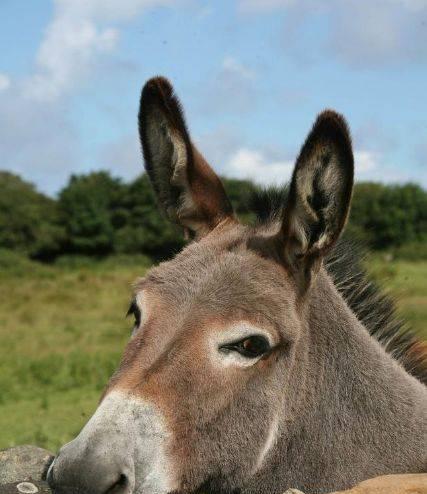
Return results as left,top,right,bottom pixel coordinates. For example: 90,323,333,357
104,218,426,494
138,77,233,236
49,77,427,494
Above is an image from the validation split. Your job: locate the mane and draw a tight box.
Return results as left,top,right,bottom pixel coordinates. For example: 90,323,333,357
249,187,427,386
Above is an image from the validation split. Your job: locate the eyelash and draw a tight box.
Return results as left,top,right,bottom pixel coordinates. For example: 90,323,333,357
126,299,141,328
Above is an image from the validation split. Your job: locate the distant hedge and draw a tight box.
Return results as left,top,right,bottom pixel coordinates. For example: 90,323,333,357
0,170,426,261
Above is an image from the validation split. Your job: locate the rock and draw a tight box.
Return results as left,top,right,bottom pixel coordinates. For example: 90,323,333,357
0,446,53,485
0,446,426,494
0,482,52,494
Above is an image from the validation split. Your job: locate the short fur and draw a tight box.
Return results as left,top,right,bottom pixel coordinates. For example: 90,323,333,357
49,77,427,494
139,77,233,236
250,187,427,386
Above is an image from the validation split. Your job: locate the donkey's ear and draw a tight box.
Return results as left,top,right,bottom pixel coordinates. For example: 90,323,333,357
138,77,234,237
280,110,354,288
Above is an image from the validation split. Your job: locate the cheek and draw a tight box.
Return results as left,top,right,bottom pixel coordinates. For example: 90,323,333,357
142,373,277,490
122,339,282,490
140,340,275,438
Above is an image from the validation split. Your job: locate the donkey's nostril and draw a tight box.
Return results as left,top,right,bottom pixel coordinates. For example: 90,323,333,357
49,433,135,494
49,454,133,494
105,473,129,494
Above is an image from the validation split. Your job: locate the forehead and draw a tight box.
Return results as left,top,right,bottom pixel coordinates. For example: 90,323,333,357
135,225,297,323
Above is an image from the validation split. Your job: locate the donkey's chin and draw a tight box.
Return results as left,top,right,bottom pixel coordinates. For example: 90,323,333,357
48,390,177,494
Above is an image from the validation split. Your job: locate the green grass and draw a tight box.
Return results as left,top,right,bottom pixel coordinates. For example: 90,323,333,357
0,252,151,451
0,251,425,452
367,254,427,339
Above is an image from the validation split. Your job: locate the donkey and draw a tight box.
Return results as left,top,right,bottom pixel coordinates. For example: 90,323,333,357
48,77,427,494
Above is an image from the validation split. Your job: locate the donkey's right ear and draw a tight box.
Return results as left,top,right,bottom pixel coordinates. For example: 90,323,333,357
279,110,354,292
138,77,234,238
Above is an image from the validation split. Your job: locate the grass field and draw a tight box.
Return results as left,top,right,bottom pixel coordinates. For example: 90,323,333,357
0,250,425,452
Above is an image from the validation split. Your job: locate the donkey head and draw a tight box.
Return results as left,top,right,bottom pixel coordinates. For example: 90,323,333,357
48,77,354,494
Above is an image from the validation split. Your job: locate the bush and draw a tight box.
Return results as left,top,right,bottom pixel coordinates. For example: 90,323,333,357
58,172,123,256
389,241,427,261
0,172,65,260
1,170,426,261
348,182,427,249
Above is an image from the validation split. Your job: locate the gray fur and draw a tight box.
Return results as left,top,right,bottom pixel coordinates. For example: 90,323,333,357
135,226,427,494
49,80,427,494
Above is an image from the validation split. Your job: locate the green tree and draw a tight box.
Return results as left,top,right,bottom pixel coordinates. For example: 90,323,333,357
348,182,427,249
2,169,427,261
58,172,123,256
0,172,64,260
113,175,185,258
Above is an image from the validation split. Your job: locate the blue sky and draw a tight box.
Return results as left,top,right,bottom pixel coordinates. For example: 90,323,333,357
0,0,426,195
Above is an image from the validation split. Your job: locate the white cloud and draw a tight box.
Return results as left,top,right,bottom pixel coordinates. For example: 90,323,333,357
223,146,385,186
352,149,425,185
352,148,426,186
195,5,214,19
239,0,296,12
240,0,427,12
327,0,427,67
0,87,80,194
222,56,255,80
100,133,142,180
0,0,181,193
26,19,118,101
414,140,427,167
195,127,244,171
353,120,398,155
354,150,379,174
23,0,181,102
0,74,11,92
56,0,176,23
396,0,427,11
200,56,257,114
107,117,404,188
226,147,294,185
239,0,427,67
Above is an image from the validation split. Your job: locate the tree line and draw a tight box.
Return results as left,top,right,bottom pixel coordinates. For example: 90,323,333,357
0,170,426,262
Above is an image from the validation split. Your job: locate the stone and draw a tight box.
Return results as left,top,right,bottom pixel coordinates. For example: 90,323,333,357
16,483,40,494
0,446,426,494
0,446,53,485
0,482,52,494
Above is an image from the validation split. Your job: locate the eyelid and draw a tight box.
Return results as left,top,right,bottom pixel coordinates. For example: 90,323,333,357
220,335,273,357
216,324,278,349
221,334,270,348
126,299,138,317
126,298,141,327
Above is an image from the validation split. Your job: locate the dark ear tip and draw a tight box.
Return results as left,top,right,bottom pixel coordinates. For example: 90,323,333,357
314,109,352,144
138,75,190,164
140,76,174,108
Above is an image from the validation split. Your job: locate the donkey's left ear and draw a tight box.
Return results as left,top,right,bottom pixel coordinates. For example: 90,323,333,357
280,110,354,288
138,77,234,238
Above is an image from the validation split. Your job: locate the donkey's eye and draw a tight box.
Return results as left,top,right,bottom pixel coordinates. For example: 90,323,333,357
126,299,141,329
220,335,270,359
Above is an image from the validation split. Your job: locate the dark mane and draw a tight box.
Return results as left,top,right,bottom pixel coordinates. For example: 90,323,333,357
249,187,427,386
